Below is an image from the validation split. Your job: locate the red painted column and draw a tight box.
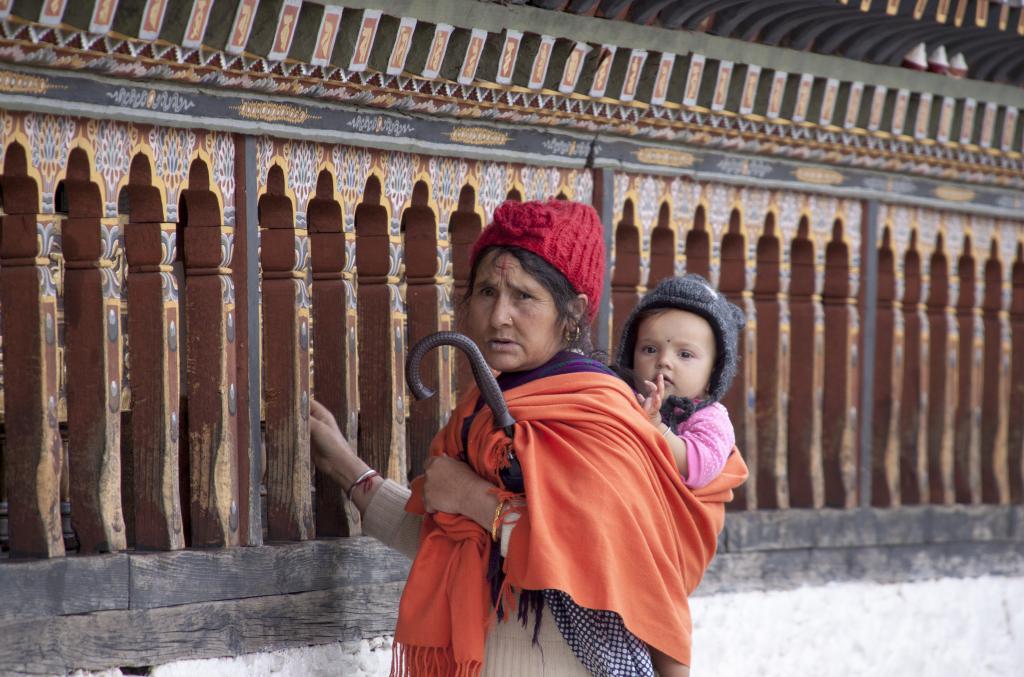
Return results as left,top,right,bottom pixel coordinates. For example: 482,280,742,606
181,164,239,547
449,197,482,400
404,194,441,480
954,249,979,504
720,212,756,510
980,252,1005,504
610,203,641,357
872,229,897,507
753,217,784,509
926,245,954,504
0,150,64,557
260,167,313,541
123,173,185,550
786,220,818,508
309,176,350,537
60,161,127,553
821,221,856,508
1008,249,1024,503
899,236,927,505
355,179,402,479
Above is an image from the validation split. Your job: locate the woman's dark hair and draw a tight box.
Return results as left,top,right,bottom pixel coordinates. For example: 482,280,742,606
462,245,594,355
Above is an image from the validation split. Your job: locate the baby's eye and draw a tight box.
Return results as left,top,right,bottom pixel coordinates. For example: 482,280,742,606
679,350,694,359
641,345,657,355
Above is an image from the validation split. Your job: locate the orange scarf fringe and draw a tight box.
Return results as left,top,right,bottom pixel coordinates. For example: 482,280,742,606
394,372,748,675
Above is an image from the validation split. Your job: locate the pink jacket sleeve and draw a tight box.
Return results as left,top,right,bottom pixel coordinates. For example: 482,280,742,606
674,402,735,490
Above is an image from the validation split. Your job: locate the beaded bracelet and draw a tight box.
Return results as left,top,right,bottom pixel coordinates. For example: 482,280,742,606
346,468,378,500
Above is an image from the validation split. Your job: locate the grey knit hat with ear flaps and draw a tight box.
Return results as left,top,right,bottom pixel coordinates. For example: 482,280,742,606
614,274,746,406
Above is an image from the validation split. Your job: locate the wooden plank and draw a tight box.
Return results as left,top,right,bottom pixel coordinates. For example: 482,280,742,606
699,540,1024,596
129,536,409,608
0,580,404,675
721,504,1021,553
0,554,129,621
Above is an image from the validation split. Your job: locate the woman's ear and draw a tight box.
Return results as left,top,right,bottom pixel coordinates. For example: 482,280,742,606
569,293,589,325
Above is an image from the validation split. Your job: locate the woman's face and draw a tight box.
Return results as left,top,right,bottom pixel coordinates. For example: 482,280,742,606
465,250,569,373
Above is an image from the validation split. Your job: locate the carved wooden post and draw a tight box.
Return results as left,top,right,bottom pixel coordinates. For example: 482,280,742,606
356,178,403,479
954,244,981,504
260,166,313,541
449,190,482,400
1008,247,1024,503
980,247,1005,504
685,206,711,280
181,161,239,547
720,212,757,509
899,235,925,505
753,216,785,509
873,228,898,506
610,202,641,357
821,220,855,508
0,145,64,557
123,162,185,550
926,240,955,504
309,172,350,537
59,151,127,553
404,185,442,480
648,205,674,288
786,218,818,507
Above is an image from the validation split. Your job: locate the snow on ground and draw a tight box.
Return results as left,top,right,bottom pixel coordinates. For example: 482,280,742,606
70,575,1023,676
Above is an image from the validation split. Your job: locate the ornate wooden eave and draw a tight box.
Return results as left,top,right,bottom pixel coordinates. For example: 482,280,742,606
505,1,1024,85
0,1,1021,202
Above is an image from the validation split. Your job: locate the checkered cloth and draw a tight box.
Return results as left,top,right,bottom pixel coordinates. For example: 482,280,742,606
544,590,655,677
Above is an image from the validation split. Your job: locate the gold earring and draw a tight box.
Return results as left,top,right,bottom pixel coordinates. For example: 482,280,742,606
565,323,581,344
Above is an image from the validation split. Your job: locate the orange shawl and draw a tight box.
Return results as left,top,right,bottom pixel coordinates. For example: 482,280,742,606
394,372,747,675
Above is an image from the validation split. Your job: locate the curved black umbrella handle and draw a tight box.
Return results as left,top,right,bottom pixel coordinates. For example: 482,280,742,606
406,331,516,437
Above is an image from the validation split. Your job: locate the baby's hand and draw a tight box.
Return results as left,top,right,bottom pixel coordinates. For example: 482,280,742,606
640,373,665,426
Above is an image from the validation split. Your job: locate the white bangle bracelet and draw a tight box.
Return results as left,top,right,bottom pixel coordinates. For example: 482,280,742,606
662,424,674,439
346,468,378,499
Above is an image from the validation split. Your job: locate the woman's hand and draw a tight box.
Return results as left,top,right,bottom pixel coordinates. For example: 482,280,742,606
640,373,665,427
309,399,381,512
422,456,500,531
309,399,350,482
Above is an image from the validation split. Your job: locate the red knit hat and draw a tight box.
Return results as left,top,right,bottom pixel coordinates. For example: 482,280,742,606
470,199,606,321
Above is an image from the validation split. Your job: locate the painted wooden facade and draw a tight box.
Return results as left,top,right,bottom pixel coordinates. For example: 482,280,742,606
0,1,1021,672
0,0,1018,607
0,107,1020,555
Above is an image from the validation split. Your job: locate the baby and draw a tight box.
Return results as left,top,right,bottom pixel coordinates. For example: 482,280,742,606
614,273,746,676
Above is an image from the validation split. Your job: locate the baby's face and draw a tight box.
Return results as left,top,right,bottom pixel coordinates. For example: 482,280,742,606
631,309,716,400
